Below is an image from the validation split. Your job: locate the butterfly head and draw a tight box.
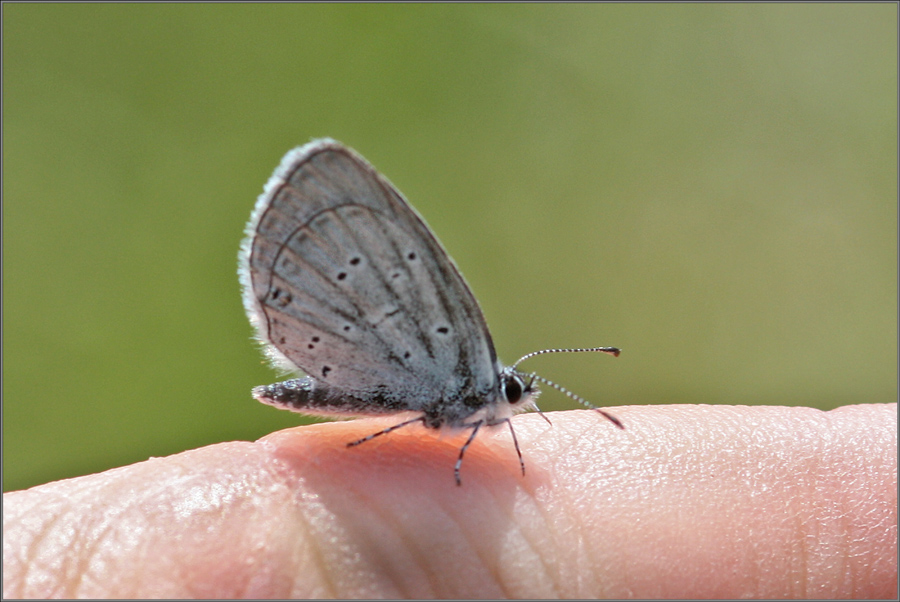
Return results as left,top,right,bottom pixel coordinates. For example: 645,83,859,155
500,369,538,408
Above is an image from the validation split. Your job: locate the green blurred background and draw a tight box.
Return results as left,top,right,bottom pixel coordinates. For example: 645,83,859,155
4,4,896,492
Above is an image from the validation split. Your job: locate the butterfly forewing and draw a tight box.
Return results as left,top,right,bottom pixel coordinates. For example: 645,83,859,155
242,140,500,407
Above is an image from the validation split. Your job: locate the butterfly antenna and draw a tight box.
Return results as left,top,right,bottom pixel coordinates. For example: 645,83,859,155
512,347,620,370
524,373,553,425
534,405,553,426
522,372,624,429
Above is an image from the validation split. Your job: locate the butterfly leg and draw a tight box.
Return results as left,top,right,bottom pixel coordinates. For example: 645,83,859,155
346,416,426,448
535,408,553,426
455,420,484,486
502,418,526,477
457,418,529,485
595,408,624,429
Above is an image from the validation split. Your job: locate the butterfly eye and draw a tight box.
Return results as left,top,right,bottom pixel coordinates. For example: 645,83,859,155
502,374,524,404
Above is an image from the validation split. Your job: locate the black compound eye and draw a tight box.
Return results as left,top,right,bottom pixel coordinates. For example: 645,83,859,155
503,375,524,404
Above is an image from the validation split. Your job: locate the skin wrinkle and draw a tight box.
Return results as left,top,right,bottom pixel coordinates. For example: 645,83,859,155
555,419,621,598
341,479,428,598
822,444,854,595
572,409,750,596
264,453,338,598
526,478,571,596
33,499,76,597
74,502,123,598
794,410,850,597
196,447,319,598
523,415,597,597
78,484,129,596
15,505,55,595
410,496,475,598
805,442,833,598
56,479,131,598
620,418,697,596
379,488,464,597
426,490,487,596
56,494,100,597
519,440,566,587
437,472,513,598
16,496,64,595
270,432,433,598
829,424,884,596
741,417,779,591
400,457,500,597
340,426,522,598
381,511,435,598
491,451,550,597
501,497,557,597
125,479,192,596
294,501,337,598
745,412,810,597
788,464,810,598
216,482,278,597
463,490,521,598
729,419,777,596
480,460,547,597
364,426,502,597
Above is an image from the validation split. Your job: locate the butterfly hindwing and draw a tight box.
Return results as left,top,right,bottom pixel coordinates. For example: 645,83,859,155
241,140,500,409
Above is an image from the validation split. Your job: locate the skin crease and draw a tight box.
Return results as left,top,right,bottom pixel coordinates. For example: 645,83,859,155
2,404,896,599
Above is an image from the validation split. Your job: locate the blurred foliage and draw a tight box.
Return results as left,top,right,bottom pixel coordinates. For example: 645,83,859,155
4,4,896,492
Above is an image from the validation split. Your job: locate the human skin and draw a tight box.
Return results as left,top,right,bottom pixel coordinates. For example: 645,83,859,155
3,403,896,599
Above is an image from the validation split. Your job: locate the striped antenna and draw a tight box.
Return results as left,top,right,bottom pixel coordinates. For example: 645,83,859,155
512,347,623,429
512,347,620,369
522,372,624,429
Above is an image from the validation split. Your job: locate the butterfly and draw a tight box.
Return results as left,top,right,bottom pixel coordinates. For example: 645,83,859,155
239,139,622,485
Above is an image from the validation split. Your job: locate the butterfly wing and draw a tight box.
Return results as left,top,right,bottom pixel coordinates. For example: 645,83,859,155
240,139,500,413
